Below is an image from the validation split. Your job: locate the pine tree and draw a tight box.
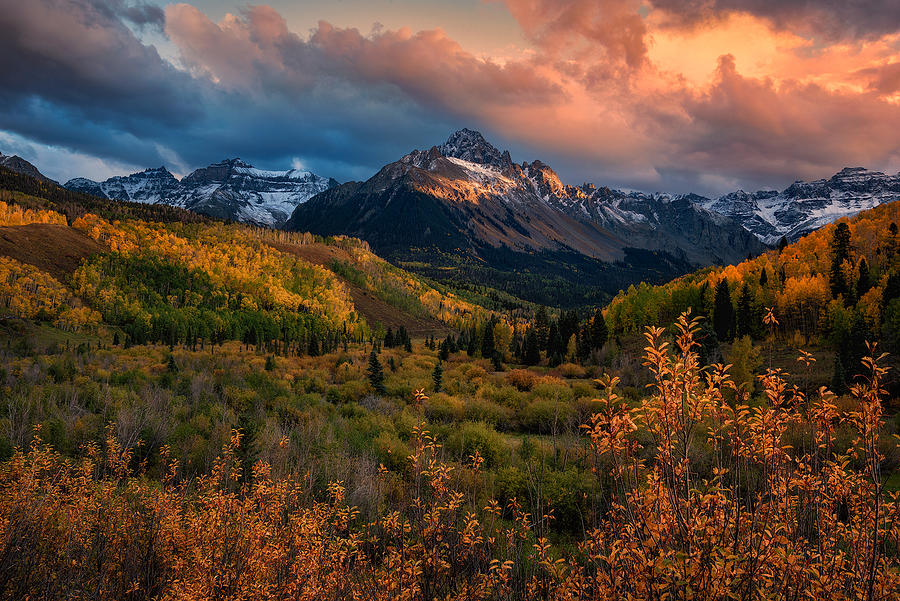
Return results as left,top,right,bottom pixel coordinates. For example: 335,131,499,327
777,236,788,253
524,330,541,365
384,327,395,348
857,257,872,298
432,361,443,392
547,322,564,359
829,222,852,298
534,306,549,349
759,268,768,287
590,308,608,350
367,350,386,395
481,319,496,359
713,279,735,342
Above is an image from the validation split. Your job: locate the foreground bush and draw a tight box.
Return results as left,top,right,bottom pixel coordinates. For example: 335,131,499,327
0,313,898,600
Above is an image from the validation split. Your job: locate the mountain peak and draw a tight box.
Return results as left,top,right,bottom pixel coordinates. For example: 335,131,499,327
438,128,511,169
831,166,885,180
0,152,57,184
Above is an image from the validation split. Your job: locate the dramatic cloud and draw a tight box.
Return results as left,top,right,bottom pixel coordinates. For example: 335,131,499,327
2,0,900,194
649,0,900,41
502,0,648,68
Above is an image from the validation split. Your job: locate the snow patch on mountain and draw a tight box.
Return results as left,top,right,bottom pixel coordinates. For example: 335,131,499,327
697,167,900,243
65,159,337,227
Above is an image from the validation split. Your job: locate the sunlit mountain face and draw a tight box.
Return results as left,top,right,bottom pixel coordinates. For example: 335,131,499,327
3,0,900,200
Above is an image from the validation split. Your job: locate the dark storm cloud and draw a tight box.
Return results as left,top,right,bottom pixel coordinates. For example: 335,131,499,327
650,0,900,40
0,0,557,182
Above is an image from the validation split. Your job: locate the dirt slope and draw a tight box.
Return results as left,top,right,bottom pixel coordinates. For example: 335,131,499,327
0,224,102,281
268,240,450,336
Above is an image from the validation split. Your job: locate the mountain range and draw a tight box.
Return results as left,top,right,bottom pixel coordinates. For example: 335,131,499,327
698,167,900,244
65,159,337,227
284,129,766,305
7,128,900,306
44,131,900,249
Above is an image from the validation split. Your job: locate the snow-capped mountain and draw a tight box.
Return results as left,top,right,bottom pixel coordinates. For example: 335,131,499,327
697,167,900,244
65,159,337,227
65,167,180,204
286,129,765,306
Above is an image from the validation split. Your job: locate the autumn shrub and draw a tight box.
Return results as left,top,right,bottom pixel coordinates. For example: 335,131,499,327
521,398,575,434
555,362,587,378
478,382,526,410
530,376,573,403
423,392,464,423
0,311,898,600
464,397,514,428
445,421,507,467
506,368,539,391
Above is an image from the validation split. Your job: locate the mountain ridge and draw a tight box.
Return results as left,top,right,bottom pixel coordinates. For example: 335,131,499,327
65,158,337,227
0,152,56,184
695,166,900,244
285,129,766,306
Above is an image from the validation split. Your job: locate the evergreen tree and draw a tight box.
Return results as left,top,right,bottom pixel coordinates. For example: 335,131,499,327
523,329,541,365
856,258,872,298
481,319,496,359
547,322,564,359
777,236,788,253
713,279,735,342
883,271,900,310
759,268,768,287
384,327,395,348
829,222,852,298
534,306,549,349
432,361,443,392
833,313,869,393
590,308,608,350
367,350,386,395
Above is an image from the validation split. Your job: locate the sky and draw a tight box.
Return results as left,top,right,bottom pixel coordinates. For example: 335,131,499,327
3,1,900,197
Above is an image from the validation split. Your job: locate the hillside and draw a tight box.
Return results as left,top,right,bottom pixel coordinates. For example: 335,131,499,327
1,163,899,601
606,198,900,392
0,167,510,346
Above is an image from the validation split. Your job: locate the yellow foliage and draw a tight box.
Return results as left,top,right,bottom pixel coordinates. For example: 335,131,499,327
0,256,100,331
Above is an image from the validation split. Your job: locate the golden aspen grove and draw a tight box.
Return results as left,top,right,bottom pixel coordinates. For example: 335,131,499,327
0,160,898,600
5,0,900,597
